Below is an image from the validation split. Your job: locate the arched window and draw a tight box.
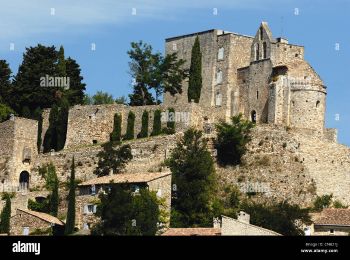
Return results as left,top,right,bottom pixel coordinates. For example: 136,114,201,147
218,47,224,60
316,100,320,108
263,42,267,59
255,43,260,61
216,70,223,84
19,171,30,190
251,110,257,123
259,27,263,40
215,92,222,106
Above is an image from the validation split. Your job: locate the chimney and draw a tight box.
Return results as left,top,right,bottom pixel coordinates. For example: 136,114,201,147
237,211,250,224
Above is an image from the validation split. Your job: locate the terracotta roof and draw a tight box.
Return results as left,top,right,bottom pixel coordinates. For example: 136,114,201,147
17,209,64,226
162,228,221,236
314,208,350,226
79,172,171,186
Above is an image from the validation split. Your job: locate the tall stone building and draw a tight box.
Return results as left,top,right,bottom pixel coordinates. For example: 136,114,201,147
164,22,330,138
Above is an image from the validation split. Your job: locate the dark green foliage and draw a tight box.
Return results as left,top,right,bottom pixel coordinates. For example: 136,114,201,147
137,111,149,138
241,201,311,236
65,57,86,105
21,106,31,118
110,113,122,143
166,128,216,227
28,198,49,213
313,194,333,212
57,46,66,76
115,96,127,105
163,108,175,134
215,114,255,166
65,157,76,235
127,41,187,105
0,103,14,123
188,36,202,103
94,143,133,177
333,200,348,208
46,163,59,217
92,185,160,236
151,109,162,136
0,194,11,234
124,111,135,140
90,91,114,105
43,104,59,153
0,60,12,104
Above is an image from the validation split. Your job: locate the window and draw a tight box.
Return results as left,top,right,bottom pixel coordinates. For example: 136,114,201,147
251,110,257,123
330,229,334,234
216,70,223,84
255,43,260,61
23,227,29,236
215,92,222,107
259,27,263,40
92,140,97,144
316,101,320,108
84,204,97,214
262,42,267,59
218,47,224,60
90,185,96,195
257,91,259,100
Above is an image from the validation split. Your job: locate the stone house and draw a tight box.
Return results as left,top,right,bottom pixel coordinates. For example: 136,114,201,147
220,212,281,236
76,171,172,231
10,208,64,235
311,208,350,236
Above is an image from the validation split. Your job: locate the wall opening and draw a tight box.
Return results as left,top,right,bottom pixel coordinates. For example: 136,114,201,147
218,47,224,60
255,43,260,61
256,91,259,100
262,42,267,59
316,100,320,108
216,70,223,84
259,27,263,40
251,110,257,123
19,171,30,190
215,92,222,106
93,140,98,144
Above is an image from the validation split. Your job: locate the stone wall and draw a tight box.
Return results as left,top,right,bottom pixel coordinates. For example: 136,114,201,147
10,209,53,235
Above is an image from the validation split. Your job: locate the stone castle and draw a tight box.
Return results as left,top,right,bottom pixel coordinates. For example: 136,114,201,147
0,22,349,229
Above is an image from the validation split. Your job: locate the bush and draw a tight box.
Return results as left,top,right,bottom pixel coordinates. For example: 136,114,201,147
137,111,149,138
151,110,162,136
110,113,122,142
313,194,333,212
124,111,135,140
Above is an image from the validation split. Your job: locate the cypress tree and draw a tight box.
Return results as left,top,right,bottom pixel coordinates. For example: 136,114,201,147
188,36,202,103
138,110,149,138
163,108,175,134
56,97,69,151
0,194,11,234
65,157,76,235
43,105,59,153
110,113,122,143
47,164,59,217
151,109,162,136
57,46,66,77
124,111,135,140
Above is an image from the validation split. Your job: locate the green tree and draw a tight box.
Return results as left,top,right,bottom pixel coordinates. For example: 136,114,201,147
21,106,31,118
43,104,59,153
115,96,127,105
188,36,202,103
313,194,333,212
0,194,11,234
138,110,149,138
167,128,216,227
151,109,162,136
46,163,59,217
0,103,14,123
91,91,114,105
0,59,12,104
65,57,86,106
163,108,175,134
65,157,76,235
110,113,122,143
57,46,66,77
124,111,135,140
94,142,133,177
215,114,255,166
92,185,160,236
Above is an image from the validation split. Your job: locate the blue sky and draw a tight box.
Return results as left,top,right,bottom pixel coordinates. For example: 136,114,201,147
0,0,349,145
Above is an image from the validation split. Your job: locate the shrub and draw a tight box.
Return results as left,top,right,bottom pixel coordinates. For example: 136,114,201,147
137,111,149,138
110,113,122,142
151,109,162,136
124,111,135,140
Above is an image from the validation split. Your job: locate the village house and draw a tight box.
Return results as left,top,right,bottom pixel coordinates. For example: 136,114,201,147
311,208,350,236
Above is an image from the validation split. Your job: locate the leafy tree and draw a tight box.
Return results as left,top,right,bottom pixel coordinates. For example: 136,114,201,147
94,142,133,177
241,201,311,236
82,94,93,105
65,157,76,235
28,198,49,213
57,46,66,77
124,111,135,140
0,59,12,104
166,128,216,227
46,163,59,217
188,36,202,103
151,109,162,136
92,185,160,236
115,96,127,105
127,41,187,105
110,113,122,143
0,103,14,123
163,108,175,134
312,194,333,212
215,114,255,166
0,194,11,234
138,110,149,138
91,91,115,105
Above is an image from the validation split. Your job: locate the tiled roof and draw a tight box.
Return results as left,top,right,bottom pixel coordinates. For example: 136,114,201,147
17,209,64,226
79,172,171,186
161,228,221,236
314,208,350,226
